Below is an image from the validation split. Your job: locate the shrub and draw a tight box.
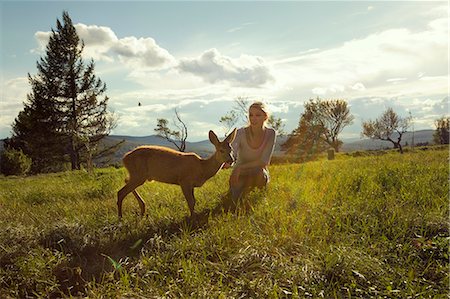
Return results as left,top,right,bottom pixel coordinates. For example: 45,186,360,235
0,148,32,176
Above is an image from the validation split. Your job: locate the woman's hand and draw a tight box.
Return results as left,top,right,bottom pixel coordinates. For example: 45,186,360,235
222,162,232,169
229,167,241,186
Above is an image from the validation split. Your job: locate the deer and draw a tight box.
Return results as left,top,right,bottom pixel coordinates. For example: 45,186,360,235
117,129,237,218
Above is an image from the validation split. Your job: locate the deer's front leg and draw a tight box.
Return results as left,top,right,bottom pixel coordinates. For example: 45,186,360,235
181,184,196,217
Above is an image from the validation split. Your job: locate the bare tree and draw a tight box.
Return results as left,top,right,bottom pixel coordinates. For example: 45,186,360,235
154,108,188,152
219,110,240,137
362,107,411,153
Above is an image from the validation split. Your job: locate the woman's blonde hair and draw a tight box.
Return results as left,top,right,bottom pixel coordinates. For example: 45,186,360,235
248,101,270,125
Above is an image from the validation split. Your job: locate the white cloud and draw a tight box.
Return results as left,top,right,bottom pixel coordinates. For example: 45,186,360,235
33,23,176,70
386,78,407,83
110,36,176,69
75,24,117,46
431,97,449,115
74,24,118,61
177,48,275,87
227,22,254,33
351,83,366,91
0,77,29,137
32,31,51,53
272,15,447,100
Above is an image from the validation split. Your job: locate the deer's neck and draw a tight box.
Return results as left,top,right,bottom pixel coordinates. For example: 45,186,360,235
201,153,223,181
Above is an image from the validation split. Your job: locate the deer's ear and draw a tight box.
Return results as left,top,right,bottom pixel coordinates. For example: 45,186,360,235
224,128,237,144
209,130,220,146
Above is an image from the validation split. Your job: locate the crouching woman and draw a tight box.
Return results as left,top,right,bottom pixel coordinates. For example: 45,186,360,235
224,101,276,203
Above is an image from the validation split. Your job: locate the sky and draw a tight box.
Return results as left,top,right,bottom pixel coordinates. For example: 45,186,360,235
0,1,448,142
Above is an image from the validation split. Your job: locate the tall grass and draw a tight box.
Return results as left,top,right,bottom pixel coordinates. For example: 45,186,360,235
0,149,448,298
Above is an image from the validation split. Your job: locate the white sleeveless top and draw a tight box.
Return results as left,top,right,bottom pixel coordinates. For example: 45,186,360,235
231,127,276,170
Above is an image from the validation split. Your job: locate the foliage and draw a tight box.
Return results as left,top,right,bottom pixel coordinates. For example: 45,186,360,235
433,116,449,145
8,11,116,173
282,109,328,162
362,107,411,154
0,149,448,297
154,108,188,152
283,98,354,158
219,110,240,137
0,148,32,176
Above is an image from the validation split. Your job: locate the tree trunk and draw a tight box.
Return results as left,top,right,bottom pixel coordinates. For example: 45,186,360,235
397,142,403,154
69,137,78,170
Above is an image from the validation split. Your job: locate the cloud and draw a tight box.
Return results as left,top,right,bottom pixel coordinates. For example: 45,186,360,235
273,14,447,100
351,83,366,91
227,22,255,33
74,24,118,61
386,78,407,83
431,97,449,115
33,23,175,70
75,24,117,45
110,36,176,69
32,31,51,53
177,48,275,87
0,77,29,138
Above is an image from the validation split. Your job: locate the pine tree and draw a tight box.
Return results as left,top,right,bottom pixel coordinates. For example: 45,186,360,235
8,11,116,172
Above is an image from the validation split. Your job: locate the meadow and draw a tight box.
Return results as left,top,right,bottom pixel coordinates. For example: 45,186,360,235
0,148,448,298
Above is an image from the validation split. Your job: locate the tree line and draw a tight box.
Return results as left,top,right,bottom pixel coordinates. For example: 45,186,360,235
155,96,448,162
1,11,448,175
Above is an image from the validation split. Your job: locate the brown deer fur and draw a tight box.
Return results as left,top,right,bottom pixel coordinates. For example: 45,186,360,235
117,129,236,218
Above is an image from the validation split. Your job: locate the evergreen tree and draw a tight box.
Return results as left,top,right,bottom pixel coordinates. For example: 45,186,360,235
8,11,116,172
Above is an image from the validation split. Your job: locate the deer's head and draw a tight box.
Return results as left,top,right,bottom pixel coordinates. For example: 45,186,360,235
209,128,237,164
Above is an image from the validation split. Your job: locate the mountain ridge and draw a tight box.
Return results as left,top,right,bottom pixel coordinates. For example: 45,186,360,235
0,130,435,166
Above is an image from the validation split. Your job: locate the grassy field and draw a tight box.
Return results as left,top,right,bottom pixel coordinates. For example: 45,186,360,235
0,149,448,298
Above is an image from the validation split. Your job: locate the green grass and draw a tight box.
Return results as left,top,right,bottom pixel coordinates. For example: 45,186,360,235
0,149,448,298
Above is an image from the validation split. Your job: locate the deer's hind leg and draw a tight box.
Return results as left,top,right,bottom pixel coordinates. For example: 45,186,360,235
132,190,146,216
117,178,146,218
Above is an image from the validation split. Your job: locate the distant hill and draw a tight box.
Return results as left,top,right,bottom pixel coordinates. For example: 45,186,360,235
340,130,434,152
100,135,216,165
99,134,288,165
0,129,435,167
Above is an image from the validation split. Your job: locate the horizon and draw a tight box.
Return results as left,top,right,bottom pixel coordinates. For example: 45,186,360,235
101,128,435,144
1,1,448,142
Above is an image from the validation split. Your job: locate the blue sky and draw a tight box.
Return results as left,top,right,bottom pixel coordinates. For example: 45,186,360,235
1,1,448,141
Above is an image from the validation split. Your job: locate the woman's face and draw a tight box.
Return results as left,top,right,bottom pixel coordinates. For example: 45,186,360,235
248,107,267,127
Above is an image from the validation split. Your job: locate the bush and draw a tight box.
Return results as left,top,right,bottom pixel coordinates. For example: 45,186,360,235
0,148,32,176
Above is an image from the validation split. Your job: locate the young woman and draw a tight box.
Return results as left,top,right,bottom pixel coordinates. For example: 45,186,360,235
224,101,277,202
